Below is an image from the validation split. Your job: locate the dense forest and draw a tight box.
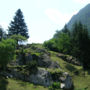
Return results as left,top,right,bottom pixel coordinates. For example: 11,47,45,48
44,22,90,70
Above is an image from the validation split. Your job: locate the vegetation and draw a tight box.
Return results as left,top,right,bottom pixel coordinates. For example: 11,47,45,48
0,7,90,90
10,34,27,45
67,4,90,35
0,39,16,70
0,26,7,41
44,22,90,70
49,82,61,90
0,76,48,90
8,9,29,43
49,50,90,90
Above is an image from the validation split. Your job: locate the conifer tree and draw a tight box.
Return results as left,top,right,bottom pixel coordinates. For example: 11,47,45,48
62,24,70,35
8,9,29,39
71,22,90,69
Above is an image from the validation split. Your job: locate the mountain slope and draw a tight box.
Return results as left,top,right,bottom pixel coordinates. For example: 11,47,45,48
67,4,90,34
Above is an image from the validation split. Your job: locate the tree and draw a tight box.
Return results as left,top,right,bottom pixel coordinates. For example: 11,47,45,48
43,39,58,51
8,9,29,39
62,24,70,36
71,22,90,69
0,26,7,41
56,33,71,53
0,39,16,70
10,34,27,45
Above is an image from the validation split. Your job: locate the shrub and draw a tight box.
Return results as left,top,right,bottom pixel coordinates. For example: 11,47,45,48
49,82,60,90
0,39,16,70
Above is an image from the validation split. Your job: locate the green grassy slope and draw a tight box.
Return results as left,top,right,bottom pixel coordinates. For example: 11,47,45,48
0,76,48,90
0,44,90,90
50,51,90,90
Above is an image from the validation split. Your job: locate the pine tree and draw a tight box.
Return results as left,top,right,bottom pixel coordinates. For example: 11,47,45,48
8,9,29,39
62,24,70,35
0,26,7,41
71,22,90,69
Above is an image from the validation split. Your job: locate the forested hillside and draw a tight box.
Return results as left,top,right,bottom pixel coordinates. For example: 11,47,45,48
67,4,90,35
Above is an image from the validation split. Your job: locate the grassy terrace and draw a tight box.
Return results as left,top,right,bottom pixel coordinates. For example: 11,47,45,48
50,51,90,90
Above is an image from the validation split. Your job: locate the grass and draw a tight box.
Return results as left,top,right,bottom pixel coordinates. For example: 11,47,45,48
1,44,90,90
50,51,82,73
73,74,90,90
50,50,90,90
0,76,48,90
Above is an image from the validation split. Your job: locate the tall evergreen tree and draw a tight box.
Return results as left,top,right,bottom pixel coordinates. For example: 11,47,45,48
8,9,29,39
62,24,70,35
0,26,7,41
71,22,90,69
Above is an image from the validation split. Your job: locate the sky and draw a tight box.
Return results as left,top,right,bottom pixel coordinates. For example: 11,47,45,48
0,0,90,43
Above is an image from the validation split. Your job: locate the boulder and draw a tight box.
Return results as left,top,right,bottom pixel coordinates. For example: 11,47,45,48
25,53,33,64
17,53,33,65
28,68,53,86
38,54,60,68
57,53,81,66
60,72,73,89
6,68,53,87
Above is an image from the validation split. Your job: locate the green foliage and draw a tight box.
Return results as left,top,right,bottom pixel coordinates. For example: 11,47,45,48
49,82,60,90
0,39,16,69
8,9,29,39
67,4,90,35
56,33,71,53
71,22,90,69
44,25,71,54
45,22,90,69
43,39,58,52
0,26,7,41
10,34,27,44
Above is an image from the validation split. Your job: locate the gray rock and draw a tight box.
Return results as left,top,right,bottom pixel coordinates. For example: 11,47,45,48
57,53,81,66
38,54,51,68
38,54,60,68
7,68,53,87
17,53,33,65
28,68,53,86
60,72,73,89
25,53,33,64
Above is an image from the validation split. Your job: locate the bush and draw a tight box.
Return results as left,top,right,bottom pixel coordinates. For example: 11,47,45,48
0,39,16,70
49,82,60,90
43,39,58,52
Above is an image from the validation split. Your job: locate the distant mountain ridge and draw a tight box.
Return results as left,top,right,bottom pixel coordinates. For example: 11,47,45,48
67,4,90,34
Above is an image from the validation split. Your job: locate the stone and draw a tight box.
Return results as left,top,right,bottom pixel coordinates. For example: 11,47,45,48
25,53,33,64
49,61,60,68
7,68,53,87
38,53,60,68
64,75,73,89
28,68,53,86
17,53,33,65
60,72,73,89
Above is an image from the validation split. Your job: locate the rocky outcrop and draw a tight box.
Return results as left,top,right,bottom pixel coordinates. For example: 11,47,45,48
57,53,81,66
28,68,53,86
38,53,60,68
60,72,73,89
17,51,60,69
2,68,53,87
0,68,73,89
